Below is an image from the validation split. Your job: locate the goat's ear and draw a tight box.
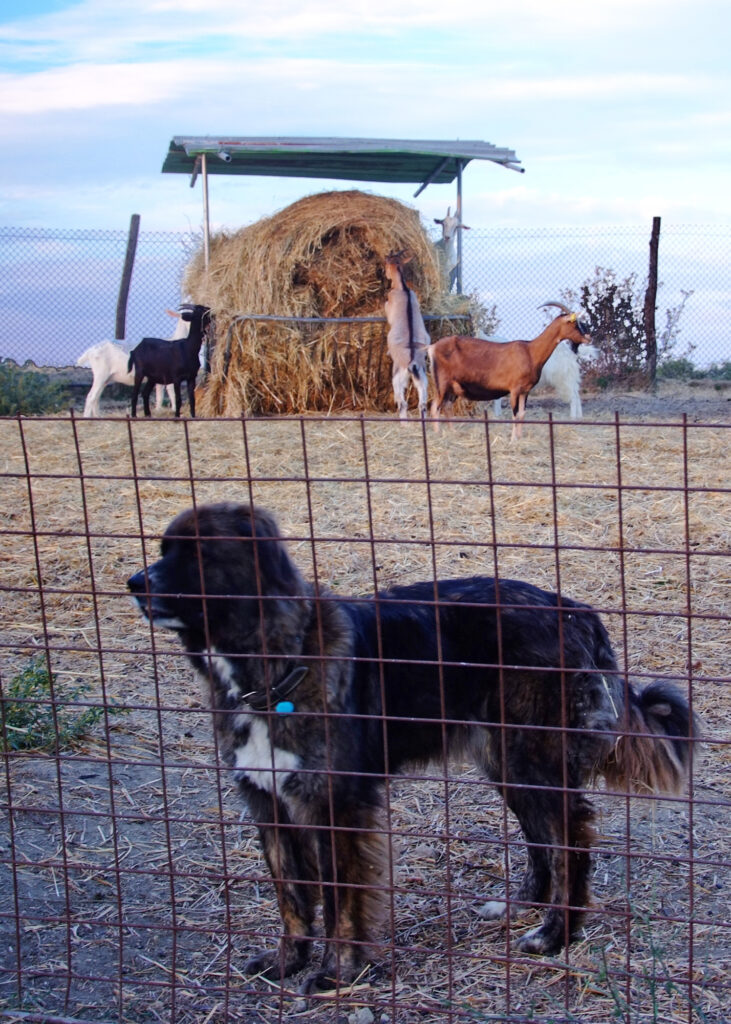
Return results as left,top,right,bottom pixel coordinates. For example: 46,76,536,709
434,218,444,225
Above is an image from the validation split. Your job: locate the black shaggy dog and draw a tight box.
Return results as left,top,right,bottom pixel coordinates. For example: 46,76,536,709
128,502,697,993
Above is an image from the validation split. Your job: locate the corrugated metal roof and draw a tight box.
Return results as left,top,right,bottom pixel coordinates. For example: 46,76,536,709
162,136,523,189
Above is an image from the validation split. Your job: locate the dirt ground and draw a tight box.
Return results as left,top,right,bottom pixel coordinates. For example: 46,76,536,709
0,384,728,1024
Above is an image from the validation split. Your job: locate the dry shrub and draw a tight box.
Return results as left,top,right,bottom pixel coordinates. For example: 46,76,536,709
183,190,471,415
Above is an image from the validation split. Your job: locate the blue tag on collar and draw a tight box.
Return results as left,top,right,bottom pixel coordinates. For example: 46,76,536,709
275,700,295,714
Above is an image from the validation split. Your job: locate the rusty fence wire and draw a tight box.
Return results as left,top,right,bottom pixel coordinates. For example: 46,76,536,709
1,223,729,371
0,410,729,1024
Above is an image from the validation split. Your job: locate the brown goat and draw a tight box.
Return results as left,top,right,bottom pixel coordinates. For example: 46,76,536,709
428,304,593,439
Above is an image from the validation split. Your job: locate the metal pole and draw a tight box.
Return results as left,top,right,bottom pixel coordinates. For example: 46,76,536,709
201,153,210,270
456,161,464,293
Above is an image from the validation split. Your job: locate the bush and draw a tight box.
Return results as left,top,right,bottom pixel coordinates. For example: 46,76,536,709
0,360,67,415
657,359,731,381
706,361,731,380
657,358,700,380
560,268,693,386
0,656,125,751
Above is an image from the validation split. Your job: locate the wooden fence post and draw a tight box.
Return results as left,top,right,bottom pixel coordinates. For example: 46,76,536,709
644,215,661,387
115,214,140,340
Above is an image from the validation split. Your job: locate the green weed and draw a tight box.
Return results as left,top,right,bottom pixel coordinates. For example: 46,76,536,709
0,656,125,751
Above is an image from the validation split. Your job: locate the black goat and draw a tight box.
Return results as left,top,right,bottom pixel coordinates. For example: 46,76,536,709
128,304,212,418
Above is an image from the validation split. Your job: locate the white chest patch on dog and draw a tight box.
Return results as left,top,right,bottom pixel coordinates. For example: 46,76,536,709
233,715,300,793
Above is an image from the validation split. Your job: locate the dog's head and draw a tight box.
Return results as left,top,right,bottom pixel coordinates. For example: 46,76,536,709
127,502,304,650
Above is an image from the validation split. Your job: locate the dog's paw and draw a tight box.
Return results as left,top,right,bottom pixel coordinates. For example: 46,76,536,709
299,956,373,994
299,968,339,994
244,946,307,980
514,924,562,956
476,900,508,921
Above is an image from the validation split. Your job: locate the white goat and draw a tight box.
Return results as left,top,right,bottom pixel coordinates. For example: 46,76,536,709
428,302,594,440
384,250,430,419
434,198,471,292
486,336,599,419
76,310,187,417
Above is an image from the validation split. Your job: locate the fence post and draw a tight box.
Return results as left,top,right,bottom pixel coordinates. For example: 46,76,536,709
644,215,661,387
115,213,140,340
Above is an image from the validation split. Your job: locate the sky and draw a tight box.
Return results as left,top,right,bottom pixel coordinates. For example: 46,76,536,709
1,0,729,235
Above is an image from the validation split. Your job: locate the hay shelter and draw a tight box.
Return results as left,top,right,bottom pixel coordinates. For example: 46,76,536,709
183,190,472,416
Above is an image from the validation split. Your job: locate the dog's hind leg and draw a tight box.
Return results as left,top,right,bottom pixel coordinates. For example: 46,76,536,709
475,726,597,955
242,791,320,980
508,786,596,955
478,788,553,923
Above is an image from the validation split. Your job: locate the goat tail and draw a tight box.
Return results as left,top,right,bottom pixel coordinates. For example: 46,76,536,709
127,353,134,374
602,680,700,795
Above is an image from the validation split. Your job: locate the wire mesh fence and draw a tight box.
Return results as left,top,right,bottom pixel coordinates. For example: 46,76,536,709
1,222,728,371
1,409,728,1024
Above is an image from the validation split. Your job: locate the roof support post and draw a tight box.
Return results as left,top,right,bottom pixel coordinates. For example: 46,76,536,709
412,156,450,198
201,152,210,270
456,160,465,293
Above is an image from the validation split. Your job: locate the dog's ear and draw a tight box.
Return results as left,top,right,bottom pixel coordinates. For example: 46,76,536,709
232,505,303,597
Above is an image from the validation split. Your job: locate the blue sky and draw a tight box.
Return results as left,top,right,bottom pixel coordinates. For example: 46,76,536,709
1,0,729,233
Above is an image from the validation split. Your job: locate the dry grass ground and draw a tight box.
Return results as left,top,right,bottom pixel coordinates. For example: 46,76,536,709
0,392,728,1023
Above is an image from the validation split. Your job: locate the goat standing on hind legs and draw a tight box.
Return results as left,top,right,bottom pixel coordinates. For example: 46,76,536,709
428,302,594,439
434,198,471,292
384,250,430,420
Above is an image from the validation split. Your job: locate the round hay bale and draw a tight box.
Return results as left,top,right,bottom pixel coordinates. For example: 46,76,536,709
183,190,471,415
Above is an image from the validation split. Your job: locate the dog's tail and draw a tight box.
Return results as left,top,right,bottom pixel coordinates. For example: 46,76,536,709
602,680,700,795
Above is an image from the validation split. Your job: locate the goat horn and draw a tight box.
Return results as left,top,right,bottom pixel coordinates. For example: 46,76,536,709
538,301,573,315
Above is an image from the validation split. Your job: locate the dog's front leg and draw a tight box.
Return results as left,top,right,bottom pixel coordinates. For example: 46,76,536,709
243,790,319,980
300,806,386,994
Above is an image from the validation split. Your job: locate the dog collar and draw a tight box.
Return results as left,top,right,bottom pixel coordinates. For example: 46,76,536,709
242,665,309,712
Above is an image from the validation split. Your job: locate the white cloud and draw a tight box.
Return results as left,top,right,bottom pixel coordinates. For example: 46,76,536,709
0,0,709,65
0,62,193,113
0,52,705,118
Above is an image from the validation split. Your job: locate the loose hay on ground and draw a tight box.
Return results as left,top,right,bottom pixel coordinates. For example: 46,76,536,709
0,408,728,1023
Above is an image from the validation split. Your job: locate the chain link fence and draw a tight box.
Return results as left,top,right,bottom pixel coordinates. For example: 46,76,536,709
461,222,730,371
1,222,728,370
0,227,196,368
